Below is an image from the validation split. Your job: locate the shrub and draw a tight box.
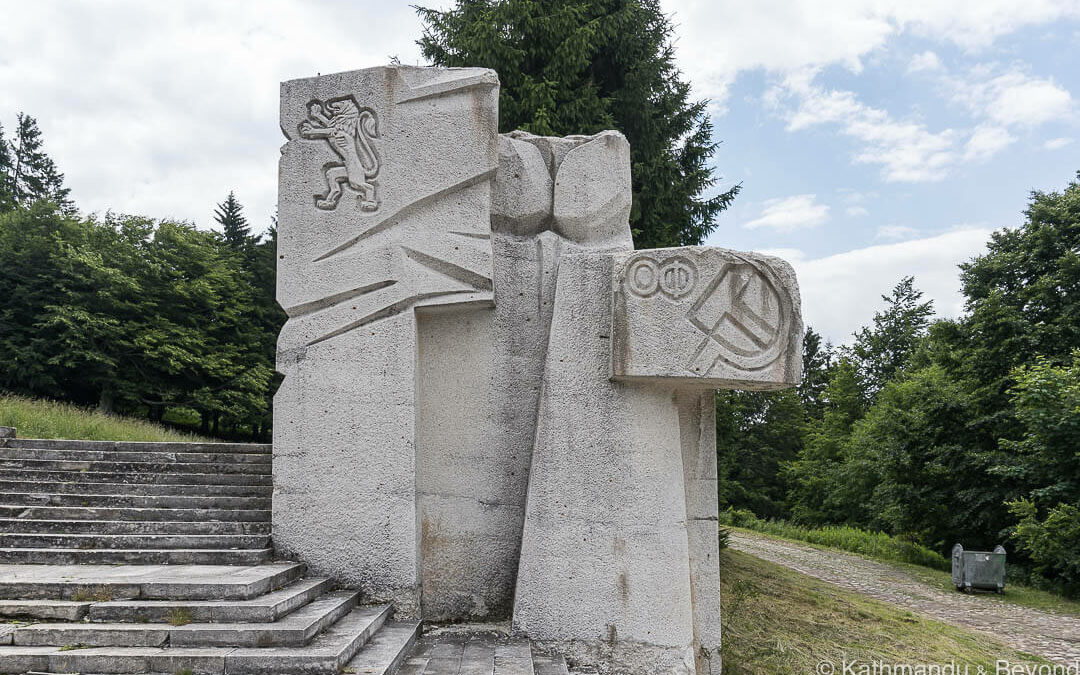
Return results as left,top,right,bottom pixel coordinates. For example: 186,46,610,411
719,508,949,570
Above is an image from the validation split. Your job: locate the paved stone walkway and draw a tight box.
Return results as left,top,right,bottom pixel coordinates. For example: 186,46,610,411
730,531,1080,664
397,625,570,674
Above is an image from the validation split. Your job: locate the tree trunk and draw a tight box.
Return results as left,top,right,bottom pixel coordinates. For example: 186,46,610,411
98,390,114,414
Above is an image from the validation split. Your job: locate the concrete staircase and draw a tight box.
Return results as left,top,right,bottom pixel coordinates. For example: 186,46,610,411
0,435,421,674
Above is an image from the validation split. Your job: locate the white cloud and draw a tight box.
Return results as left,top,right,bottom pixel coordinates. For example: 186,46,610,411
951,69,1074,128
876,224,920,240
664,0,1080,106
780,79,957,182
1044,137,1076,150
908,51,943,73
743,194,830,232
788,228,993,343
963,125,1016,161
0,1,436,229
846,206,870,217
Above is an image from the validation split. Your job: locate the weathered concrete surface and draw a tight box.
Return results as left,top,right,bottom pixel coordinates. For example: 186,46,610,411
513,254,697,675
274,65,500,616
612,247,802,390
677,391,722,675
415,129,635,623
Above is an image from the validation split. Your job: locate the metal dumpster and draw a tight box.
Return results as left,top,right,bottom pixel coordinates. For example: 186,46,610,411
951,543,1006,593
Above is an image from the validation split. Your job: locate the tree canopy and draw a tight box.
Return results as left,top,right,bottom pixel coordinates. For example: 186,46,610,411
416,0,739,248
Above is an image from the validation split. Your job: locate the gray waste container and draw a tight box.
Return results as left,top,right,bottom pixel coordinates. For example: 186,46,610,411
951,543,1006,593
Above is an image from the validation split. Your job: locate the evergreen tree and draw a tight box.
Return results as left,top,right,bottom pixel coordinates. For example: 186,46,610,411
0,122,15,213
214,191,251,251
416,0,739,248
784,358,866,525
850,276,934,398
798,327,832,420
4,113,73,213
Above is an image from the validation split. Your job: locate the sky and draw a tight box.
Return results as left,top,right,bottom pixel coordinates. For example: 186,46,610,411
1,1,1078,344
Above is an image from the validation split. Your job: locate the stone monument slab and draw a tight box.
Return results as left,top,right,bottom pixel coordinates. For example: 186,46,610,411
612,246,803,389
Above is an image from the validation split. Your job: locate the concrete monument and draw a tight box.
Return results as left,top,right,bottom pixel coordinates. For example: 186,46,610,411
274,64,803,674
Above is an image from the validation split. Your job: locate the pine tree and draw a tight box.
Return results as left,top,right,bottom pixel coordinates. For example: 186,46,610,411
5,113,73,213
214,191,251,250
416,0,739,248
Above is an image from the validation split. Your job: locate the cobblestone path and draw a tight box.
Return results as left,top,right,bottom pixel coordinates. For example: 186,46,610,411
730,531,1080,665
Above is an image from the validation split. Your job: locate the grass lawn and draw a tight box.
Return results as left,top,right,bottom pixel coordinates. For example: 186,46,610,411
720,548,1049,675
0,394,212,442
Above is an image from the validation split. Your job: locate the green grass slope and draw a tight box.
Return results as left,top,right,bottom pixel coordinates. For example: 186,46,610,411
0,394,212,442
720,549,1048,674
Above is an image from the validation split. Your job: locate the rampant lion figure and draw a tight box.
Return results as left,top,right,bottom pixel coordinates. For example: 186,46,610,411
298,96,380,211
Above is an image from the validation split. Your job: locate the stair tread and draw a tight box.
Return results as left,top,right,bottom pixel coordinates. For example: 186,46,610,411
0,518,271,535
5,439,270,453
0,604,396,674
0,547,275,565
0,562,303,600
0,505,270,522
345,621,422,675
13,592,364,648
0,468,271,484
89,577,332,622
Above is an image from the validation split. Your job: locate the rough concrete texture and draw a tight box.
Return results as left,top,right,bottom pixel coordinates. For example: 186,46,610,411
274,65,499,615
677,391,722,675
415,128,635,623
612,246,803,390
513,254,697,675
274,64,806,672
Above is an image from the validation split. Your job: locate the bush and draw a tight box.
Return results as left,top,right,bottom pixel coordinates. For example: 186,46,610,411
720,508,950,570
1008,499,1080,593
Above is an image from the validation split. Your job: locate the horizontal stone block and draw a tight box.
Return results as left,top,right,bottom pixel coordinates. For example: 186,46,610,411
611,246,803,390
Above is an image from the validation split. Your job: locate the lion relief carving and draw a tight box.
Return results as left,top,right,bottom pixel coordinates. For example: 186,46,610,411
298,95,380,212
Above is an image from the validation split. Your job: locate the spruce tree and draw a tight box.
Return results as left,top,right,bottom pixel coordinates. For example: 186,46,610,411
5,113,73,213
416,0,739,248
214,191,251,250
850,276,934,398
0,122,14,213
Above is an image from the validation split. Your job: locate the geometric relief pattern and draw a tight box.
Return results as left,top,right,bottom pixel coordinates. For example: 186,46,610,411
685,256,792,374
616,248,800,384
286,74,499,348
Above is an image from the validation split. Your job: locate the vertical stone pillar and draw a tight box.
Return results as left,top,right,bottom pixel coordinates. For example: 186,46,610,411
515,246,802,674
274,66,499,617
678,391,722,675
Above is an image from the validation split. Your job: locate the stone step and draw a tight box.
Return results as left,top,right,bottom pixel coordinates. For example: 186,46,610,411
0,547,274,565
0,491,270,510
0,532,271,550
4,438,271,454
0,518,271,535
0,598,91,621
0,604,395,674
0,479,271,497
532,652,571,675
0,504,270,523
12,591,362,648
0,563,304,600
0,457,271,475
0,467,271,485
0,446,272,465
403,634,537,675
89,577,332,623
344,621,422,675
